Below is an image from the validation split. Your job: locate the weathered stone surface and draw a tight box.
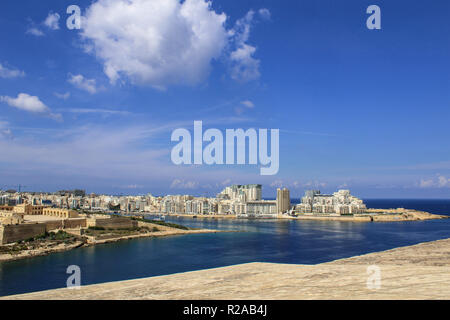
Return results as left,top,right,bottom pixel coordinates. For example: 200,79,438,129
0,223,46,245
3,238,450,300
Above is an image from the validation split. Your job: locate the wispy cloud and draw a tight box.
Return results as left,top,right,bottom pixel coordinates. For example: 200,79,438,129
26,27,45,37
65,108,131,116
416,175,450,188
170,179,199,190
54,92,70,100
0,121,259,192
241,100,255,108
258,8,271,21
228,10,262,82
68,74,98,94
0,63,25,78
280,129,338,137
0,120,13,139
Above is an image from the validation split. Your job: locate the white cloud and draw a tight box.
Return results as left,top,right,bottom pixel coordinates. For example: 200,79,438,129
221,178,231,186
438,176,450,188
228,10,261,82
0,93,61,120
258,8,271,20
0,120,260,193
68,74,98,94
80,0,228,89
26,27,45,37
235,100,255,115
54,92,71,100
122,184,144,189
291,181,301,189
304,180,327,188
419,179,434,188
241,100,255,108
170,179,199,190
0,63,25,78
270,179,284,188
0,120,13,139
44,12,60,30
417,175,450,188
66,108,131,116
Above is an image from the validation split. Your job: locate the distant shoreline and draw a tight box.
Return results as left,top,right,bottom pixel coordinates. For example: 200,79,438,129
141,208,448,222
0,221,227,263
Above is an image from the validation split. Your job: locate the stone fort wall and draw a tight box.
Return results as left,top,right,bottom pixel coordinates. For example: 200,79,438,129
87,217,137,229
0,224,46,245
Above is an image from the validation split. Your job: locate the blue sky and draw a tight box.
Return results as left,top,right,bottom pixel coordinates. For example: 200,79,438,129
0,0,449,198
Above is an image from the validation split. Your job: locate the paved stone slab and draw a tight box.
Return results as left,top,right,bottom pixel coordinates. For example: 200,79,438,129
3,239,450,300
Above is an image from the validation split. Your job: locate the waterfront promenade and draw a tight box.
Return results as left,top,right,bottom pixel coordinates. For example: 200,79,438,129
4,237,450,300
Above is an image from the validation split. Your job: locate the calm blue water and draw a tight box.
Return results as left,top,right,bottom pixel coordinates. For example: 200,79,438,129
0,199,449,296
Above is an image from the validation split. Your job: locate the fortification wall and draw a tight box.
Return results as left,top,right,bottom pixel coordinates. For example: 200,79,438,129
63,218,86,229
44,219,87,231
87,217,137,229
44,220,63,231
0,223,46,245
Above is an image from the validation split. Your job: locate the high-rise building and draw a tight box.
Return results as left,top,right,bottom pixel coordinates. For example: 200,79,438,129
218,184,262,201
276,188,290,214
295,189,367,215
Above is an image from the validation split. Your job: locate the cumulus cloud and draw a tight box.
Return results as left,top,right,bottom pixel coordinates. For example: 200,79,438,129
80,0,228,89
0,93,61,120
228,10,262,82
77,0,270,88
68,74,98,94
0,63,25,78
44,12,60,30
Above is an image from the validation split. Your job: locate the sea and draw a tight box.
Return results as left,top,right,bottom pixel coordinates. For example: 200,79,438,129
0,199,449,297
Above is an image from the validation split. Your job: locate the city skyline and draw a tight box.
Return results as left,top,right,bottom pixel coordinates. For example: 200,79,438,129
0,0,449,198
1,183,368,217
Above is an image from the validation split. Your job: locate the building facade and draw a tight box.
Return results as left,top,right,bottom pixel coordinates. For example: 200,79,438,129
276,188,291,214
295,189,367,215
